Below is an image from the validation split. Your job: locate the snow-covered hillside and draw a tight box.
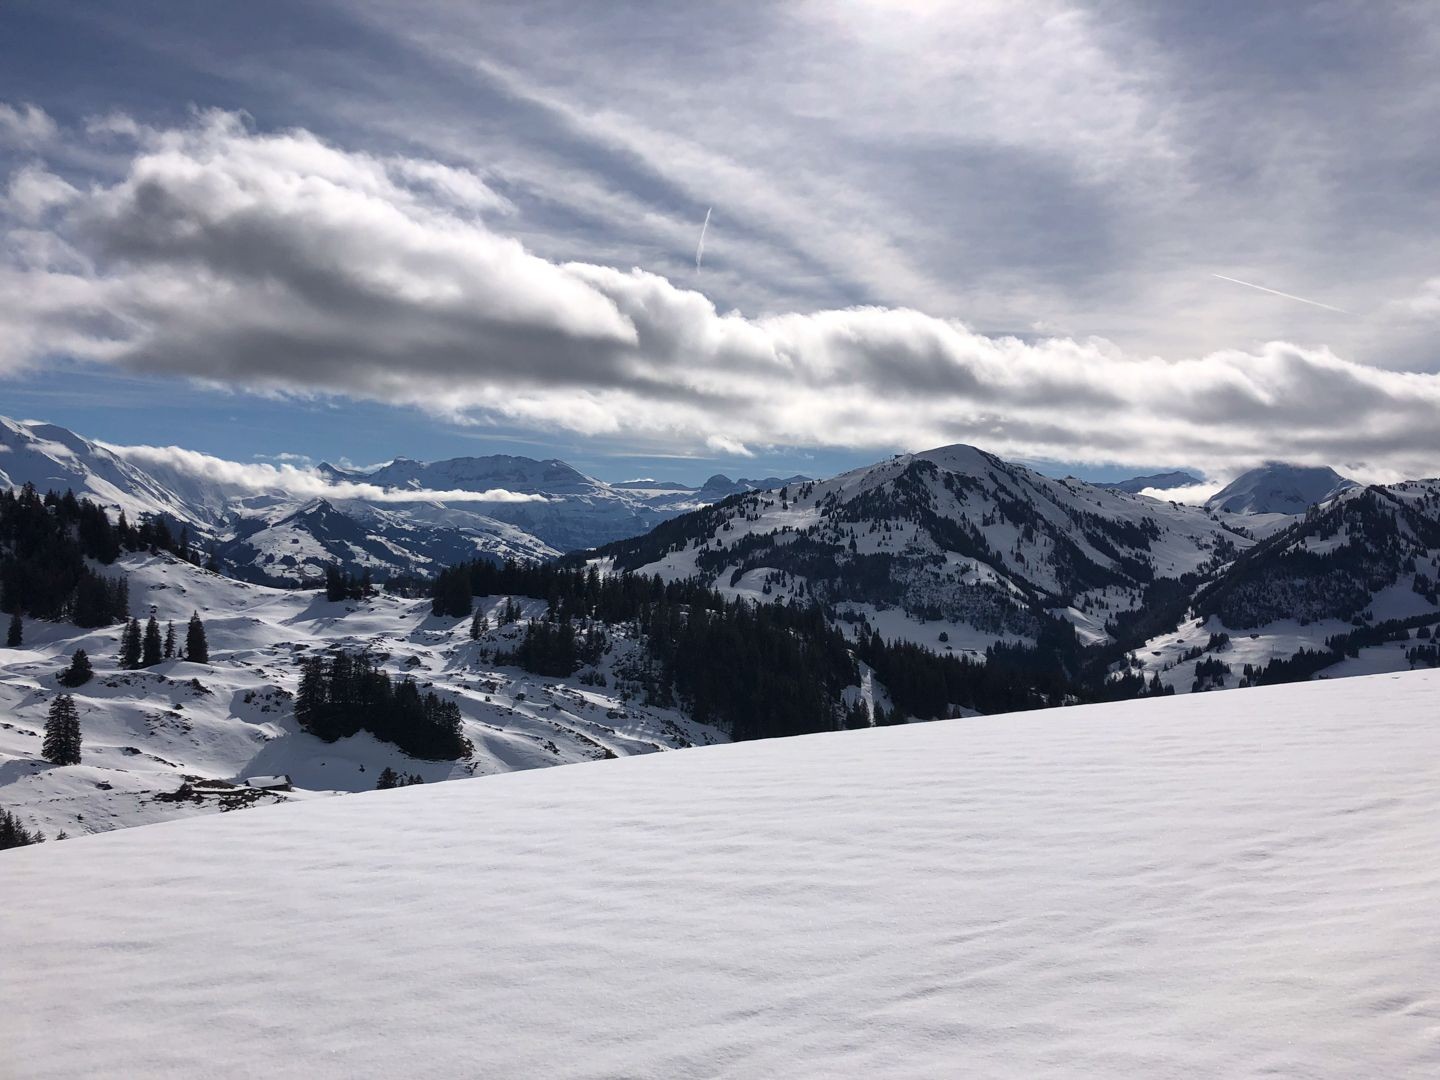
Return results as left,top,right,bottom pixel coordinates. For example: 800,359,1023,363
5,671,1438,1079
0,416,209,528
1206,462,1355,515
0,414,753,581
593,444,1250,650
1124,478,1440,692
0,553,722,838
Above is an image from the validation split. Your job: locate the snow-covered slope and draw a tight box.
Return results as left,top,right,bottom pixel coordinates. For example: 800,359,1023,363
0,553,722,838
216,498,559,584
0,416,211,528
5,671,1438,1079
593,445,1250,650
1116,479,1440,692
1206,462,1355,514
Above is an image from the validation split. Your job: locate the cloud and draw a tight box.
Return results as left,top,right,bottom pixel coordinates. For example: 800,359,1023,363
5,165,79,220
4,111,1440,481
0,103,57,146
1139,482,1220,506
104,442,548,504
705,434,753,458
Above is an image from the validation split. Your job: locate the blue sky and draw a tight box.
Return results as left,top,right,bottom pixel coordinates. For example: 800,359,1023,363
2,1,1439,485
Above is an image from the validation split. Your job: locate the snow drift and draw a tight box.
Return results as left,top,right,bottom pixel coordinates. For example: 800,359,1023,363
5,670,1439,1078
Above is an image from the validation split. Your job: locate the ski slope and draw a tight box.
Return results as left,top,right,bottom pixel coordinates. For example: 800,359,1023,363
5,671,1438,1079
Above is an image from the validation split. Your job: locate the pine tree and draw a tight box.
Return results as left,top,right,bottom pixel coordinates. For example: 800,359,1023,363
375,766,400,790
6,611,21,648
142,616,163,667
42,694,82,765
185,611,209,664
59,649,93,688
469,610,488,640
164,621,176,659
0,807,43,849
118,617,143,669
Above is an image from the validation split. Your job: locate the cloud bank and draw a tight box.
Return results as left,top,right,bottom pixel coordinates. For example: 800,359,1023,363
2,108,1439,481
106,442,547,505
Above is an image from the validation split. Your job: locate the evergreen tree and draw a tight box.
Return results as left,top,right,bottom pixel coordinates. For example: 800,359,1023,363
375,766,400,790
164,621,176,659
142,615,163,667
118,617,143,669
6,611,21,647
59,649,93,688
185,611,209,663
430,566,473,618
42,693,82,765
469,609,488,640
0,807,43,849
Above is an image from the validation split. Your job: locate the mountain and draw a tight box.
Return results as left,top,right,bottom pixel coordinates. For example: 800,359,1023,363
0,416,732,580
0,416,212,529
589,444,1249,652
1094,470,1202,494
1205,463,1355,514
696,472,812,500
214,498,559,585
8,670,1438,1079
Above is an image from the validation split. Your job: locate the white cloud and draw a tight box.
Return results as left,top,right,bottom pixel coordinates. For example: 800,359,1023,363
1139,482,1220,506
705,434,753,458
4,111,1440,481
0,103,57,146
5,165,79,220
104,443,548,504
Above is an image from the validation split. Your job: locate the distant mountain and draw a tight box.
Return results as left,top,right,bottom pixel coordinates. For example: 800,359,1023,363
1205,464,1355,515
1094,471,1202,495
589,443,1250,652
696,473,812,500
611,478,694,492
0,415,770,582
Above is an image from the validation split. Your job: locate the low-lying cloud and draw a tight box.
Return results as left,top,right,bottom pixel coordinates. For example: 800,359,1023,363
4,108,1440,481
106,443,547,505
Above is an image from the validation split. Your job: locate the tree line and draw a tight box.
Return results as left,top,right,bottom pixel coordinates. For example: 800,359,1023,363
295,650,469,760
0,483,200,628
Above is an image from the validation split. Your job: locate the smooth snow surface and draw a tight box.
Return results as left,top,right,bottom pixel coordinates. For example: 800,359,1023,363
6,671,1440,1079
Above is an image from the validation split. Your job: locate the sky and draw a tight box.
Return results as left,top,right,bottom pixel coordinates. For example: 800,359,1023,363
2,0,1439,487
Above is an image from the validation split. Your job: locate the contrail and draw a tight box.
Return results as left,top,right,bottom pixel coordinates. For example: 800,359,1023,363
695,207,712,274
1211,273,1351,315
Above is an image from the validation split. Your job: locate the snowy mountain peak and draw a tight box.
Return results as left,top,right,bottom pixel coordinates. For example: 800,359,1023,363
912,443,998,476
1205,463,1355,515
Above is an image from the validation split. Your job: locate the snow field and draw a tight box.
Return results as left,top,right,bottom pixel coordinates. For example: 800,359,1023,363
5,670,1439,1078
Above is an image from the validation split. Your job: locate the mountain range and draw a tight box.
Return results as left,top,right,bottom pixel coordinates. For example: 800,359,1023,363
4,413,1435,842
0,416,808,584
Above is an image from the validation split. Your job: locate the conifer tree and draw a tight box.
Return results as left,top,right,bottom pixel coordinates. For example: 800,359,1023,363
42,694,82,765
0,806,43,849
375,766,400,790
118,617,143,669
164,621,176,659
185,611,209,664
142,615,163,667
469,610,488,640
59,649,93,688
5,611,21,648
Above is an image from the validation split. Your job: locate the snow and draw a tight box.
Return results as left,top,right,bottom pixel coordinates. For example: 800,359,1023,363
0,552,723,838
5,671,1439,1078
